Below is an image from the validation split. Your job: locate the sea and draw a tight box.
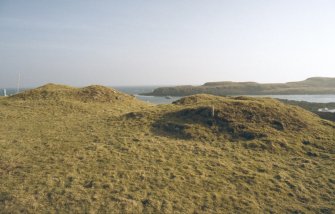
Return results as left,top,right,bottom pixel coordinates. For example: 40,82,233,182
1,86,335,104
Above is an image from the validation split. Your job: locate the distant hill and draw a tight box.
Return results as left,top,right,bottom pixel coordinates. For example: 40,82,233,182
144,77,335,96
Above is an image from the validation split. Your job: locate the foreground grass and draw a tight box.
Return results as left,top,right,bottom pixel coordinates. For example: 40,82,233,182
0,85,334,213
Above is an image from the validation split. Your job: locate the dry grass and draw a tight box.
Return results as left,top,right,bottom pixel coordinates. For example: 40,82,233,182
0,85,334,213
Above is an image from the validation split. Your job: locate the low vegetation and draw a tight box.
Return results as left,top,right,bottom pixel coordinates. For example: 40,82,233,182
279,99,335,122
0,84,334,213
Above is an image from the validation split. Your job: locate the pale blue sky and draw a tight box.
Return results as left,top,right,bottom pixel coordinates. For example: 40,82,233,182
0,0,334,87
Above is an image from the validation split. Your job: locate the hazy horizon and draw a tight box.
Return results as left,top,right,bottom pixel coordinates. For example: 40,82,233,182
1,76,334,89
1,0,335,88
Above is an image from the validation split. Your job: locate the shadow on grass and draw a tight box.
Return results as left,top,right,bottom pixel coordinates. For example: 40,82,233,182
150,106,268,141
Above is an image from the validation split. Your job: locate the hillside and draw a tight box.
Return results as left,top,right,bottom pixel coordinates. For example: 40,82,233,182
144,77,335,96
0,84,334,213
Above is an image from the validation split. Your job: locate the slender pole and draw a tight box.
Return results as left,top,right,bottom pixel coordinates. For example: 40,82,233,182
4,89,7,97
17,73,21,94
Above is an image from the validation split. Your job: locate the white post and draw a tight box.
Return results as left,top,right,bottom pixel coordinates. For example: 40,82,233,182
4,89,7,97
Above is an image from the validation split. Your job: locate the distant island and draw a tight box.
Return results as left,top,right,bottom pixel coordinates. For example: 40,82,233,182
143,77,335,96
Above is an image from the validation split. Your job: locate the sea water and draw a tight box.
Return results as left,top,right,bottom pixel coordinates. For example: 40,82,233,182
1,87,335,104
114,86,181,104
114,87,335,104
251,94,335,104
0,88,25,96
133,94,335,105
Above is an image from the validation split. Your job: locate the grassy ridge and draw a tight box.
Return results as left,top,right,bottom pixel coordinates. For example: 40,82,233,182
144,77,335,96
0,84,334,213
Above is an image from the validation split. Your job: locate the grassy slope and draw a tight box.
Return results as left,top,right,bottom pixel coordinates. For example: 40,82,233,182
0,85,334,213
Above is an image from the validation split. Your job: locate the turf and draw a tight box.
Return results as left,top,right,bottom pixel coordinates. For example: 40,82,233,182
0,84,334,213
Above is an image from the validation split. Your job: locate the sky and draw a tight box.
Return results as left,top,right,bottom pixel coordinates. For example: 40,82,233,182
0,0,335,87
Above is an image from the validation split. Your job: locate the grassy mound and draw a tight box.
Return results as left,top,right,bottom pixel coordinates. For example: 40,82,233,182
153,94,330,144
11,83,135,103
